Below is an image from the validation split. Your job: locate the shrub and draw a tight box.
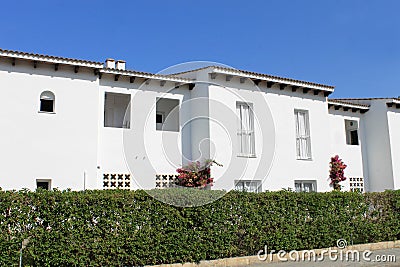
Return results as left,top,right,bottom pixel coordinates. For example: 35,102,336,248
329,155,347,191
175,159,222,188
0,189,398,266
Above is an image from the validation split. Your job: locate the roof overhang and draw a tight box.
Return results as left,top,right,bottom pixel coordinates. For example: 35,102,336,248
386,99,400,109
0,48,195,86
100,68,194,84
209,66,335,96
328,100,370,114
0,48,103,68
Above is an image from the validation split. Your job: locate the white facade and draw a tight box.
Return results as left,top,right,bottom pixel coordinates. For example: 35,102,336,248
0,49,399,192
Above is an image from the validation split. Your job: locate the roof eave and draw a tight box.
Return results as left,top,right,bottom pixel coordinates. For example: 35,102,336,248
100,68,194,83
0,50,103,68
211,67,335,92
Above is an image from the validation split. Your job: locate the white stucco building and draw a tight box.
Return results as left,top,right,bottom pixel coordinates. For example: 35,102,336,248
0,48,398,193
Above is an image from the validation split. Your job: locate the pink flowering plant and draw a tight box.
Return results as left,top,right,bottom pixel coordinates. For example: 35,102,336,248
329,155,347,191
175,159,222,188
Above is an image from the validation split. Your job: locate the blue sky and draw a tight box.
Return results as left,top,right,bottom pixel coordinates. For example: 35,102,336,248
0,0,399,98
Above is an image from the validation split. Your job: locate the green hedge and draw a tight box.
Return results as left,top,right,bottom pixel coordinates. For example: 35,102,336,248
0,189,399,266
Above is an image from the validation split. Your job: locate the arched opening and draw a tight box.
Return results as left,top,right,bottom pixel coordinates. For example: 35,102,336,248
40,91,55,113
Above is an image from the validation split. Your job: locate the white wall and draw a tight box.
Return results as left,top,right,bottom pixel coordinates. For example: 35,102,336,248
1,60,397,193
361,100,394,191
98,76,190,189
387,108,400,189
0,61,99,191
328,110,365,191
198,70,333,192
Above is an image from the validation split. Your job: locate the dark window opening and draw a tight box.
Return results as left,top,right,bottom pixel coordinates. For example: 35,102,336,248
156,113,163,124
350,130,359,145
40,99,54,112
37,181,50,190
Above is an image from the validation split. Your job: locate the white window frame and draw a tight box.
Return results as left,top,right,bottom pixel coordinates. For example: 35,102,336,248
294,180,316,192
236,102,256,157
234,180,262,193
294,109,312,160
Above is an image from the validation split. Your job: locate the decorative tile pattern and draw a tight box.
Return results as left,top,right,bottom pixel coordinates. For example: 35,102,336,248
103,173,131,189
155,174,179,188
349,177,364,192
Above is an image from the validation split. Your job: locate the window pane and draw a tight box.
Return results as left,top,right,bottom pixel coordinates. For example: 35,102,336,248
40,99,54,112
295,110,311,159
37,181,49,190
350,130,359,145
295,183,301,192
235,181,243,191
235,180,261,192
303,183,313,192
295,180,316,192
156,113,163,124
237,103,255,156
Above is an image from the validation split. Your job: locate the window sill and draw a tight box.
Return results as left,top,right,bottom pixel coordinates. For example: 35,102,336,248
38,111,56,114
237,154,257,158
104,126,130,129
156,129,180,133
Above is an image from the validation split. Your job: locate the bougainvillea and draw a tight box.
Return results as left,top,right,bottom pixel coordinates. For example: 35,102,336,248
175,159,222,188
329,155,347,191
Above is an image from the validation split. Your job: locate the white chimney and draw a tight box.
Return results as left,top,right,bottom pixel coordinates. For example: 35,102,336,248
116,60,126,70
105,58,115,69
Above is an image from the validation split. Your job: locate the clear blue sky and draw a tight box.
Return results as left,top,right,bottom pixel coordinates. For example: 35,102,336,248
1,0,399,98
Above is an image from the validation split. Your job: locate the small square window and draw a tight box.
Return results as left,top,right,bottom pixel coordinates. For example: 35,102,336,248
294,180,316,192
234,180,261,193
39,91,55,113
36,179,51,190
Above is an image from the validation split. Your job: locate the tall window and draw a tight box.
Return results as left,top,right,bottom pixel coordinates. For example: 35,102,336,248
39,91,55,113
294,110,312,160
345,120,359,145
236,102,255,156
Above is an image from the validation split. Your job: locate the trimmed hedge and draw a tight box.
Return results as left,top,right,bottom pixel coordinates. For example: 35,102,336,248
0,189,399,266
